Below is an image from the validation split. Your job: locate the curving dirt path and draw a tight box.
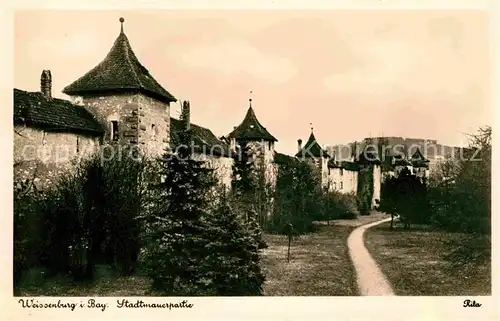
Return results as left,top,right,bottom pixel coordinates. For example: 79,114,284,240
347,217,395,296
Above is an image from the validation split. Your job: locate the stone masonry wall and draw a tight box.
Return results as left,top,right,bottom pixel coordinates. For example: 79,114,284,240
14,125,99,190
192,153,234,189
137,94,170,158
75,93,139,146
73,93,170,158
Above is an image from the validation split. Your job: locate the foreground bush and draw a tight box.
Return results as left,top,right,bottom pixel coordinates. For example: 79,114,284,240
14,146,154,284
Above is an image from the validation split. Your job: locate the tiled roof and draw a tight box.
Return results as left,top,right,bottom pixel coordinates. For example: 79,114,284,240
228,105,277,142
327,158,359,171
63,26,176,104
295,132,330,158
274,151,297,165
13,89,103,134
170,118,231,157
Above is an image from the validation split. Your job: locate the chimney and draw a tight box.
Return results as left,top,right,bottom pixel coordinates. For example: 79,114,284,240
181,100,190,130
297,139,303,153
40,70,52,99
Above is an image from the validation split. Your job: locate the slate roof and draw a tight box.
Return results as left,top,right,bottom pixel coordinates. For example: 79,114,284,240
274,151,297,165
295,132,330,158
170,118,231,157
14,89,103,134
228,105,277,142
63,22,176,104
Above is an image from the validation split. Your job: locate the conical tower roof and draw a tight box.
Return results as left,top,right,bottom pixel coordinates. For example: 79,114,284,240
228,99,277,142
63,17,176,103
295,129,330,158
410,148,430,167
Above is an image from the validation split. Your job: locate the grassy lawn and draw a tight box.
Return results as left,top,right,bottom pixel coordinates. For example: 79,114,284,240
261,224,357,296
16,212,389,296
364,222,491,296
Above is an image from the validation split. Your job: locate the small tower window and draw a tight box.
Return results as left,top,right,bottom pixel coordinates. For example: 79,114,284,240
76,136,80,153
340,182,343,190
42,131,47,146
111,121,119,141
152,124,157,138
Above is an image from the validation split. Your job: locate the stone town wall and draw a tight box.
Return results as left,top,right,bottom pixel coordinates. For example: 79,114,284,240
14,125,99,190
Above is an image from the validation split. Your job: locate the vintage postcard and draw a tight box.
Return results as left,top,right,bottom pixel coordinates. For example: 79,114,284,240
2,0,498,320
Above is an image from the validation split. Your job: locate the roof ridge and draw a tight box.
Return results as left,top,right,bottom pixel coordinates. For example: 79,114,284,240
120,33,142,88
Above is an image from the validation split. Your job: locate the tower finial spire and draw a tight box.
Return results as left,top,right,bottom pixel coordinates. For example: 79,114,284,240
310,122,314,133
249,90,253,107
119,17,125,33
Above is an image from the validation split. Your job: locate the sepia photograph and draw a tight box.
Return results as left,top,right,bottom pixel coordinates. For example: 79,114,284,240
12,9,491,299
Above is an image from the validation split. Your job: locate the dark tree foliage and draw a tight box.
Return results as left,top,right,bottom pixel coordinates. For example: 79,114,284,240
140,125,216,294
15,145,147,284
141,102,265,295
269,160,322,235
427,127,491,270
230,144,268,249
428,127,491,235
13,169,44,289
378,167,429,229
318,191,359,223
357,165,374,216
202,194,265,295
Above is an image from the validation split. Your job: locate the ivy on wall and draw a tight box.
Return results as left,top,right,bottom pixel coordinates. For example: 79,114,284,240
357,164,374,215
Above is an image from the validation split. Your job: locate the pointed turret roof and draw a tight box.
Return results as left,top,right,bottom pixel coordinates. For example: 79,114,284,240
410,148,430,167
63,17,176,104
295,129,330,158
228,98,277,142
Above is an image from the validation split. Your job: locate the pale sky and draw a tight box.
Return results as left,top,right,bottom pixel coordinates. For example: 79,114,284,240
14,10,490,155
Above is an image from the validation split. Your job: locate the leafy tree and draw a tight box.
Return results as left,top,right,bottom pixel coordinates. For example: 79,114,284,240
427,127,491,271
428,126,491,234
269,160,322,235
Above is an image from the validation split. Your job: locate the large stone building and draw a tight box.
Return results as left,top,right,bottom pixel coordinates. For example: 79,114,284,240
13,17,383,209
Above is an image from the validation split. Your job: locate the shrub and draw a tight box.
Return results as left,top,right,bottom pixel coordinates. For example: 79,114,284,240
13,174,44,288
21,146,152,281
321,191,359,221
